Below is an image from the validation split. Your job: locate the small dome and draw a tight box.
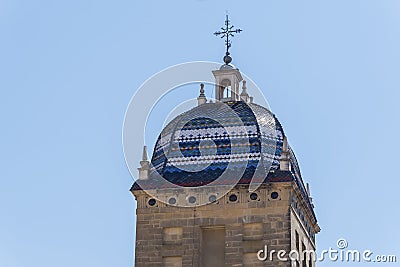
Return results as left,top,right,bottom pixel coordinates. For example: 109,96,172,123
219,64,234,70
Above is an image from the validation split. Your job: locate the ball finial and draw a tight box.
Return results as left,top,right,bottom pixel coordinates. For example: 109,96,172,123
223,52,232,64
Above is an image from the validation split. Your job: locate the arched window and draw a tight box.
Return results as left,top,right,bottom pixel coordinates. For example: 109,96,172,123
220,79,232,99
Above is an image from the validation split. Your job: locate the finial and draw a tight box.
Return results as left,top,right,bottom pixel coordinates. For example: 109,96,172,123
197,83,207,106
214,15,242,65
142,145,148,161
240,80,249,102
223,52,232,65
138,145,150,180
242,80,247,92
280,136,291,171
200,83,205,95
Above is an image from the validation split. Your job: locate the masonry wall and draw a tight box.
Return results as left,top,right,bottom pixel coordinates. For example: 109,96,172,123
133,184,297,267
290,205,317,266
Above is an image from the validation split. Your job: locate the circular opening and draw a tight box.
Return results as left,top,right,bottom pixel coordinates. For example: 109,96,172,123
168,197,176,205
148,198,156,206
209,195,217,203
271,192,279,199
250,192,258,200
229,194,238,202
188,196,196,204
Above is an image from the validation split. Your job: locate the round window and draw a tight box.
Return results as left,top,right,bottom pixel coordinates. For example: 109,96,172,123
148,198,156,206
250,192,258,200
188,196,196,204
229,194,238,202
209,195,217,203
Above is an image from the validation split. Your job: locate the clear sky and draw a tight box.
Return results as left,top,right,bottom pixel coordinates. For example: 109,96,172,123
1,0,400,266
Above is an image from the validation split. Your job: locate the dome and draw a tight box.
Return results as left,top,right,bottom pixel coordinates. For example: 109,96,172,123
219,64,234,70
147,100,304,187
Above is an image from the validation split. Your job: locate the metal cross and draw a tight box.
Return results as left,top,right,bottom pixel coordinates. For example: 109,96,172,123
214,15,242,54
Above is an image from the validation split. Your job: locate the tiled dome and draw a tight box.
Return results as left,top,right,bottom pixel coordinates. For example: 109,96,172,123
147,100,303,187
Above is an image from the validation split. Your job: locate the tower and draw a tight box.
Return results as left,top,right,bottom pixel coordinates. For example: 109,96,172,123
131,17,319,267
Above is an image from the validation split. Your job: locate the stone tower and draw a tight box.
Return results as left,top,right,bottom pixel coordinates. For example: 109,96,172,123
131,19,319,267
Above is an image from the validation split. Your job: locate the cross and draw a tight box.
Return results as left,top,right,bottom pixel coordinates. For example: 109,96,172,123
214,15,242,55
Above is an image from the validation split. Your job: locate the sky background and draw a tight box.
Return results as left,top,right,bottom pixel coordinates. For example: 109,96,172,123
1,0,400,266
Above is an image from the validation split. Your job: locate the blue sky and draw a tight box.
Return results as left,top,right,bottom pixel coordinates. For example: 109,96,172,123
1,0,400,266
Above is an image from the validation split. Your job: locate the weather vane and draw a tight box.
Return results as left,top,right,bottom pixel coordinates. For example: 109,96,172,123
214,15,242,64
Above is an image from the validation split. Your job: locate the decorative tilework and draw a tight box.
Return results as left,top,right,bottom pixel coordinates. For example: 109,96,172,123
134,101,307,196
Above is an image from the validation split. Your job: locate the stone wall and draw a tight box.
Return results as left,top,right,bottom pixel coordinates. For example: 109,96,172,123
133,183,301,267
